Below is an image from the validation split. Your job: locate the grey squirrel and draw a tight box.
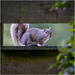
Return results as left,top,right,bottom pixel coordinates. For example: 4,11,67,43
10,23,52,46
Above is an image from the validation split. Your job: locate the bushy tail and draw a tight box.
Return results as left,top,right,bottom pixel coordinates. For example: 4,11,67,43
10,23,29,46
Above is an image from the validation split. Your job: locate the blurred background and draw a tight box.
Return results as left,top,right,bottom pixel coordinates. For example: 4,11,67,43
3,23,73,46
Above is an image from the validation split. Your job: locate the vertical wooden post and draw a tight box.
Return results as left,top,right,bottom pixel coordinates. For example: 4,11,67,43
0,23,3,46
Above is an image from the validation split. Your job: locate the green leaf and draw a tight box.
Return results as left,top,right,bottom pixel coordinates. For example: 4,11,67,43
69,21,74,26
61,1,69,8
53,1,61,8
56,1,62,6
58,71,63,75
69,17,75,26
64,56,67,58
69,29,75,32
71,51,75,57
68,60,74,64
56,53,62,62
66,35,74,49
66,36,74,44
49,62,58,69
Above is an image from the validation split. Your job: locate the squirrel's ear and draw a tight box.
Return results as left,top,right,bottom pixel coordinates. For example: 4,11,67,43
49,27,51,30
43,28,45,31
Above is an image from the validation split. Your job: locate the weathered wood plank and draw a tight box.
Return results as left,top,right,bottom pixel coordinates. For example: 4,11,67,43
1,50,60,74
1,1,74,23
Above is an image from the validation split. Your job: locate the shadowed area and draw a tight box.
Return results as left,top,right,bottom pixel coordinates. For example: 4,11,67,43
1,50,61,74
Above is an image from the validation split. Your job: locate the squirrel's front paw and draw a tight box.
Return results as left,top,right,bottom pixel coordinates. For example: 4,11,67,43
27,44,37,46
27,44,32,46
42,44,48,46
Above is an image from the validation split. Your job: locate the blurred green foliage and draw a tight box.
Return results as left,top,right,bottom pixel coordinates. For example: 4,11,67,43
49,23,75,75
49,18,75,75
69,17,75,26
49,0,75,74
53,0,69,9
3,23,72,46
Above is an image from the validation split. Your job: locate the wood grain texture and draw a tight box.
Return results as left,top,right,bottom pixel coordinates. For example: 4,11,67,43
1,1,74,23
1,50,60,74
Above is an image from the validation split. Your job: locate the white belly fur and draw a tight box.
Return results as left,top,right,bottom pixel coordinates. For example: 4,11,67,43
43,36,49,43
29,41,37,45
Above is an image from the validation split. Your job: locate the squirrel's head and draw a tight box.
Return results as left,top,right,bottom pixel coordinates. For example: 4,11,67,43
43,27,52,38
